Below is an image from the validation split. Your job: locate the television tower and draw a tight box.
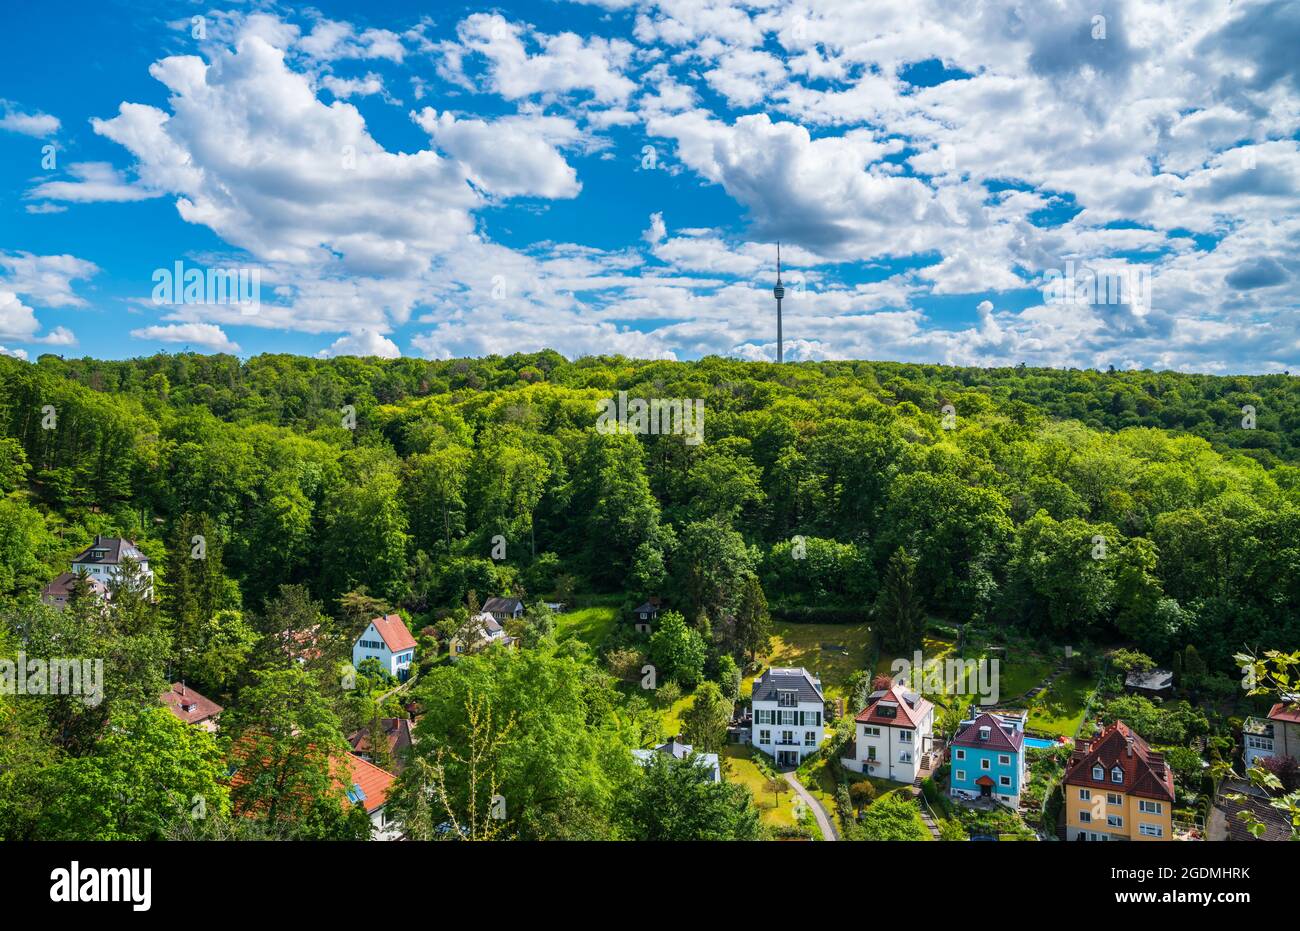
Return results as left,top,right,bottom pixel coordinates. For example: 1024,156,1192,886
773,242,785,364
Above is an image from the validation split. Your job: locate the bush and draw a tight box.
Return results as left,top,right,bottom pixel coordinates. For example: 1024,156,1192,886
849,780,877,809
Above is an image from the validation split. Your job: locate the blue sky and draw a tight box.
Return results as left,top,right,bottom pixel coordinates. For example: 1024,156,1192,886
1,0,1297,372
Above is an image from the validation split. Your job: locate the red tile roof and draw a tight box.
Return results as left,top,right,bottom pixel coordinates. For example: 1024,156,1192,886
372,614,417,652
1063,720,1175,802
161,682,223,724
854,684,932,728
343,753,396,814
228,735,395,816
1268,701,1300,724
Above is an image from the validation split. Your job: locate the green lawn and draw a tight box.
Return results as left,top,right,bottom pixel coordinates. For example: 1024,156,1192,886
554,604,619,648
1026,671,1093,737
722,744,798,829
744,619,874,699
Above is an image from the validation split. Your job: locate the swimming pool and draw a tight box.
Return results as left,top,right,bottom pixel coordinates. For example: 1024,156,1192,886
1024,736,1058,750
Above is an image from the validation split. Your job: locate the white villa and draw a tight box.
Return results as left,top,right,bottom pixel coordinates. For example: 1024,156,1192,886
352,614,417,680
42,535,153,607
750,667,825,767
841,683,935,783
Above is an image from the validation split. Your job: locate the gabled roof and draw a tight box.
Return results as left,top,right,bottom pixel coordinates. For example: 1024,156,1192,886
1210,780,1293,841
483,596,523,615
1063,720,1175,802
1268,697,1300,724
342,753,396,814
41,571,109,598
951,711,1024,752
751,667,824,704
161,682,223,724
633,601,660,614
71,536,146,566
855,684,932,728
370,614,416,652
348,718,414,767
228,735,396,817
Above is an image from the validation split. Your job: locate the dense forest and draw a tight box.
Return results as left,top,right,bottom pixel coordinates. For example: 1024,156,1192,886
1,350,1297,839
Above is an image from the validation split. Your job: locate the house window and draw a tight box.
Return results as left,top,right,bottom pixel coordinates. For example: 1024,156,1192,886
804,731,816,746
1107,815,1123,828
1111,766,1124,784
1079,811,1092,823
1079,788,1091,801
955,769,965,781
955,749,966,761
999,775,1011,787
899,730,913,743
758,730,770,743
899,750,912,763
779,710,798,726
781,731,794,745
980,758,990,770
777,691,797,708
755,710,772,725
1246,735,1273,751
998,754,1010,766
1138,800,1162,814
1139,823,1164,838
1092,764,1104,780
864,726,880,737
867,746,877,761
1107,793,1122,806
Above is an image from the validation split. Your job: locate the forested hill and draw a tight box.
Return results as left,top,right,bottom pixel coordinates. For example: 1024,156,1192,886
2,350,1298,673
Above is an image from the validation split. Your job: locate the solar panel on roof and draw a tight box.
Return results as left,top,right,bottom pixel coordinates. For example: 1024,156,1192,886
346,783,367,804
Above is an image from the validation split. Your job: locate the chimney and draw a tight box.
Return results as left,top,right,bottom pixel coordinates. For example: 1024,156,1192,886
1125,735,1133,757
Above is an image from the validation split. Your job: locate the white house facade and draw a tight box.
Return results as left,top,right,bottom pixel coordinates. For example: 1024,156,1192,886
43,536,154,606
750,667,825,767
352,613,417,680
840,684,935,782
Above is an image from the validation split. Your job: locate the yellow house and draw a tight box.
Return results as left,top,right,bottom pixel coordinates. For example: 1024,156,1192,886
1062,720,1175,841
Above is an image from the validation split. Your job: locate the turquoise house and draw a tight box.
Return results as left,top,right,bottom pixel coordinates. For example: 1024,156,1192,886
948,710,1027,808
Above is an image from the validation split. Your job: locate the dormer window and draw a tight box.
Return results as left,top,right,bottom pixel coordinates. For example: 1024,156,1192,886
1111,766,1124,784
978,726,990,741
1092,764,1104,780
777,690,797,708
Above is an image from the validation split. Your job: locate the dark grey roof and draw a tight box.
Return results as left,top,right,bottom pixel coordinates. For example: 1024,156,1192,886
1125,668,1174,691
751,667,823,703
72,536,145,566
634,601,660,614
482,596,523,614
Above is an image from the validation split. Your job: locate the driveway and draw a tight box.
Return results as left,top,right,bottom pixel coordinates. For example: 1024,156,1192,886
783,771,839,841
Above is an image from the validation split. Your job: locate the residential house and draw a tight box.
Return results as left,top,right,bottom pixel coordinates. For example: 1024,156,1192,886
632,737,721,782
841,684,934,783
352,614,417,680
348,718,414,772
40,571,109,609
161,682,223,732
1242,694,1300,771
229,738,400,841
1208,779,1294,841
343,753,401,841
632,597,660,633
750,667,824,767
72,536,153,595
451,611,515,655
1125,668,1174,699
41,535,153,607
1062,720,1175,841
482,596,525,625
949,710,1028,808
